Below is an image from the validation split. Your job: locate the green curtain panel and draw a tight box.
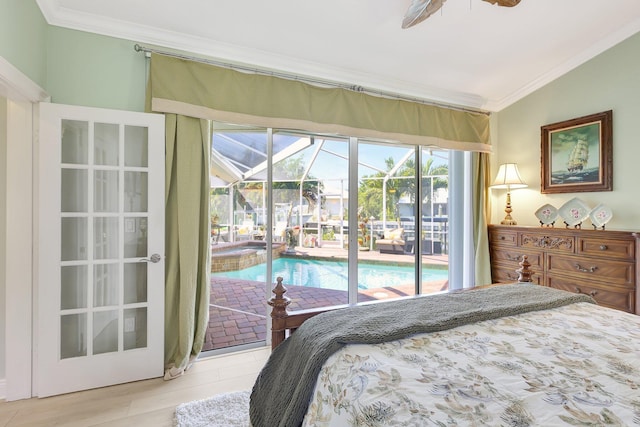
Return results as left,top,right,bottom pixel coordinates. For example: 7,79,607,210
473,152,492,285
163,114,211,379
148,53,491,153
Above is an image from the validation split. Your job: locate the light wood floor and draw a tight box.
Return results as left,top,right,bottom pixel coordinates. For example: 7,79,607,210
0,347,271,427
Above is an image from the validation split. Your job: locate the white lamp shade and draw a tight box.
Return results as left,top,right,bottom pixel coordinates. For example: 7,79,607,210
491,163,527,189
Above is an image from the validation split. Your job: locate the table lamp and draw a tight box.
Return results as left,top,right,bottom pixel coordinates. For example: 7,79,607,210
491,163,527,225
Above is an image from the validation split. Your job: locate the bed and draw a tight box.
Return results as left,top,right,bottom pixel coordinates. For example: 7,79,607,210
250,263,640,426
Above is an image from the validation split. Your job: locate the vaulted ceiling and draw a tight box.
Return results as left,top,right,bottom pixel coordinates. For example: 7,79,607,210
37,0,640,112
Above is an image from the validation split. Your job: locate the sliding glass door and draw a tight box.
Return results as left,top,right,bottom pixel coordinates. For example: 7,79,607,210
206,124,453,352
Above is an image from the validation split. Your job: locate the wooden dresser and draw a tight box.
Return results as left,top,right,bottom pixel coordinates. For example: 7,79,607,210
488,224,640,314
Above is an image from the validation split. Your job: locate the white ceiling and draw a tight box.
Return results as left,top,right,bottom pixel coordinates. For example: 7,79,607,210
37,0,640,112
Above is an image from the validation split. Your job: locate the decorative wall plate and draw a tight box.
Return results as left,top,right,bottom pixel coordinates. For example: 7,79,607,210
558,197,590,227
534,203,558,226
589,203,613,229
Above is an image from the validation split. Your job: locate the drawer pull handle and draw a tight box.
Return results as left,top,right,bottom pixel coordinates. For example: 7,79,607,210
506,253,521,261
500,236,505,240
575,263,597,273
599,245,608,250
574,287,598,298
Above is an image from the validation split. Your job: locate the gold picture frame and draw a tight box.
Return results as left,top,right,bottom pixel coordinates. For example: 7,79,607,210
541,110,612,194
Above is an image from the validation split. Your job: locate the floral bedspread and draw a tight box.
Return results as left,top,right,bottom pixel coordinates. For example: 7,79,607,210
303,302,640,426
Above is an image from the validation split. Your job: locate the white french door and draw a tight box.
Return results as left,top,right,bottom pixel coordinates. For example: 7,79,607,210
37,103,165,397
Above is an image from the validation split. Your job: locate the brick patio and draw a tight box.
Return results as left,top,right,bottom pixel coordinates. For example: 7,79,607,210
203,244,449,352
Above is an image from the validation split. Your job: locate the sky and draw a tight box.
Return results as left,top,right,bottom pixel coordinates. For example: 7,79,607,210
212,131,449,190
300,139,449,182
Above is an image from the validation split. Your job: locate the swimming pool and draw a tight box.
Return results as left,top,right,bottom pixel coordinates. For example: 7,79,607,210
212,257,448,290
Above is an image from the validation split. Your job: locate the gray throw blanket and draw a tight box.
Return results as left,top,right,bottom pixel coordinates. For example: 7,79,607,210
249,283,594,427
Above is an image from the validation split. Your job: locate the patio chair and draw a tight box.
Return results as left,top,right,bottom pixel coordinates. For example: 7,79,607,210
375,228,405,254
235,220,254,241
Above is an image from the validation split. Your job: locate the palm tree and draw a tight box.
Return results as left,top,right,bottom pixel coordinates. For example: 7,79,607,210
358,156,449,220
358,157,398,220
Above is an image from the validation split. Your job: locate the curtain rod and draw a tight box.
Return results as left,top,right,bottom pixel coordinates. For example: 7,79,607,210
134,44,489,116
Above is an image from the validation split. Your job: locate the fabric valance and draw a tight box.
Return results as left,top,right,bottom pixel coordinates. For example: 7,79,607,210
148,53,491,152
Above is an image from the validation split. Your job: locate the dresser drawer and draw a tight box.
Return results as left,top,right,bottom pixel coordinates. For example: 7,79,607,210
546,276,635,313
520,232,575,253
578,237,635,261
491,265,542,285
488,228,517,247
490,248,542,268
546,254,635,287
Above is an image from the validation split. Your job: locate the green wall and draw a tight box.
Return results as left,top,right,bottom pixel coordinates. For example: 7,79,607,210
494,32,640,230
0,0,48,88
0,0,147,111
45,27,147,111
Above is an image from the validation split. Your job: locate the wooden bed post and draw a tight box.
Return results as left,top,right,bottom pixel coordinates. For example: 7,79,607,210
268,277,291,349
516,255,533,283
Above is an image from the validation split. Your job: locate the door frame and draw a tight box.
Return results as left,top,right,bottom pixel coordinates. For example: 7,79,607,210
0,56,49,400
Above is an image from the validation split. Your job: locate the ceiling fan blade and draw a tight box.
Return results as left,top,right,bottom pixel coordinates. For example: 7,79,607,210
481,0,522,6
402,0,447,29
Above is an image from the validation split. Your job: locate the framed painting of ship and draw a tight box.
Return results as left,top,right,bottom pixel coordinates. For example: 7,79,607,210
541,110,612,194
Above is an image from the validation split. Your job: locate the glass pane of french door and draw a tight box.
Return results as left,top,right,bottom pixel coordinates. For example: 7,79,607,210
59,120,153,360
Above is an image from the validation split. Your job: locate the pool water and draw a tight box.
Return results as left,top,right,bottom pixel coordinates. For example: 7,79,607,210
213,257,448,290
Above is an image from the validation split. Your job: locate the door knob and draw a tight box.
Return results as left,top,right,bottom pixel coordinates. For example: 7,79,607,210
142,253,162,263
